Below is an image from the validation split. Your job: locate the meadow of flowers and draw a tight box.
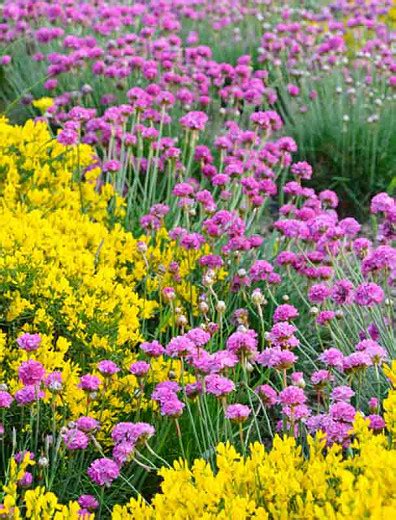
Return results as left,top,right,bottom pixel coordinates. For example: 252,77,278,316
0,0,395,518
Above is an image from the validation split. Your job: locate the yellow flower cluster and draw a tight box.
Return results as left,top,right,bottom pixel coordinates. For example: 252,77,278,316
0,117,200,427
113,371,396,519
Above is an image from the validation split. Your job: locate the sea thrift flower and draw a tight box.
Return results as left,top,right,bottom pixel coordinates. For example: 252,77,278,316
256,384,277,406
16,333,41,352
179,111,208,131
18,472,33,488
311,370,333,387
354,283,384,306
186,328,211,347
15,386,45,406
129,361,150,377
45,372,63,393
368,415,385,431
343,352,372,373
160,398,185,417
79,375,101,392
87,458,119,486
226,329,258,360
97,360,119,376
268,322,299,349
273,304,299,322
0,391,13,408
140,340,164,357
166,336,195,357
319,348,344,369
329,402,356,423
63,429,89,450
76,417,100,433
205,374,235,398
78,495,99,511
225,404,251,423
18,360,45,386
331,386,355,402
279,386,306,406
308,284,331,304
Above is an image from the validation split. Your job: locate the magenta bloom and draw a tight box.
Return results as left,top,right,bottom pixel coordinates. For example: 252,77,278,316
273,304,299,323
129,361,150,377
329,402,356,423
18,471,33,488
160,398,185,417
205,374,235,398
331,280,354,305
311,370,332,387
87,458,119,487
319,348,344,369
256,384,277,406
368,414,385,431
226,329,258,360
331,386,355,402
268,322,299,349
185,328,211,347
78,495,99,511
97,360,120,377
79,374,101,392
225,404,251,423
76,416,100,433
63,429,89,450
0,391,13,408
179,111,208,131
354,283,384,307
15,385,45,406
308,284,331,304
166,335,195,358
140,340,164,357
112,422,155,444
343,352,372,372
16,333,41,352
18,360,45,386
256,348,297,370
279,386,306,406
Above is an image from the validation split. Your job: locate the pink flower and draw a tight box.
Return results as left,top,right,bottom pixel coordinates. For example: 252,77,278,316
331,386,355,402
63,429,89,450
329,402,356,423
76,416,100,433
160,398,185,417
79,374,101,392
140,340,164,357
226,329,258,359
319,348,344,369
279,386,306,406
18,360,45,386
15,386,45,406
205,374,235,398
87,458,119,486
97,360,119,377
0,391,13,408
78,495,99,511
368,414,385,431
273,304,299,322
308,284,331,304
16,333,41,352
225,404,251,422
179,111,208,131
354,283,384,306
166,336,195,357
129,361,150,377
256,384,277,406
